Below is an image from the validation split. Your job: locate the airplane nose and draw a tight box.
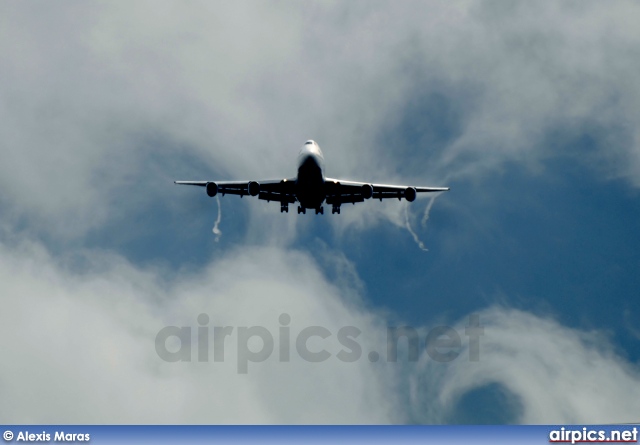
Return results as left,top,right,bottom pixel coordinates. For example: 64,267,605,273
298,140,323,165
299,143,315,156
298,148,313,163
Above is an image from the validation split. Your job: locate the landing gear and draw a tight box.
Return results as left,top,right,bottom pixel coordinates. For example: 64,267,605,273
331,205,341,214
280,203,289,213
296,205,326,214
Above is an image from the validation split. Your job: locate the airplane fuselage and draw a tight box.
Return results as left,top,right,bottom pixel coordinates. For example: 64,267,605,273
295,140,326,209
174,139,449,215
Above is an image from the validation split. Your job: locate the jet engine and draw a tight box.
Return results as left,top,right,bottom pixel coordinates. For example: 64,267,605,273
206,182,218,197
404,187,417,202
248,181,260,196
361,183,373,199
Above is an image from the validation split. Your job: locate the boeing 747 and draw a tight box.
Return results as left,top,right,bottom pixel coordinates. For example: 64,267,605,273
175,140,449,214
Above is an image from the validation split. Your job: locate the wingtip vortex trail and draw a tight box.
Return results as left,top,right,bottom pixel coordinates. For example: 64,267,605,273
404,202,429,252
212,195,222,242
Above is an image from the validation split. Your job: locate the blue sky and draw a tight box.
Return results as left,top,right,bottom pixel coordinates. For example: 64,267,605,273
1,1,639,424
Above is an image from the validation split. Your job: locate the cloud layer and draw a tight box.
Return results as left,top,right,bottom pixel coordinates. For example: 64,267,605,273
3,1,640,239
1,237,639,423
0,237,398,423
1,1,639,424
411,308,640,424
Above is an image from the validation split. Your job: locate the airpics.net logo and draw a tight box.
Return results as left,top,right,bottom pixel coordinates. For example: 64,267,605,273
154,313,484,374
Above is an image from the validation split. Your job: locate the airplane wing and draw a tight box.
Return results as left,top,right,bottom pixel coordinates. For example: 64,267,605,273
174,178,298,203
323,178,449,205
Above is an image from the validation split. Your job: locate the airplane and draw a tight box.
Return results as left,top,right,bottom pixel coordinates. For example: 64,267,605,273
175,140,449,214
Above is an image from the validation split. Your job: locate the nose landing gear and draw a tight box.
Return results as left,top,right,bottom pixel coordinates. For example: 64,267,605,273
315,206,324,215
331,205,341,214
280,203,289,213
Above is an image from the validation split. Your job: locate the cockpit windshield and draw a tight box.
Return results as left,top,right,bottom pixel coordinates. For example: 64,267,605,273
305,140,314,145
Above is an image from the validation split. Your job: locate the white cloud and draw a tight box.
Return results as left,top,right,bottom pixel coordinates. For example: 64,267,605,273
1,237,639,423
1,1,640,425
0,237,399,423
3,1,640,239
411,307,640,424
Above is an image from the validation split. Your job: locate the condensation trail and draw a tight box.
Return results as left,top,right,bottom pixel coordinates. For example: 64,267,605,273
404,202,428,252
421,195,438,228
212,195,222,242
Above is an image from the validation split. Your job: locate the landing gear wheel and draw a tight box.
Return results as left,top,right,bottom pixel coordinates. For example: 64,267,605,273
298,206,306,214
315,206,324,215
332,206,341,214
280,204,289,213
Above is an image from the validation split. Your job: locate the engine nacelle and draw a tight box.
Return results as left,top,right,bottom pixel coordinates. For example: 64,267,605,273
404,187,417,202
248,181,260,196
206,182,218,197
361,183,373,199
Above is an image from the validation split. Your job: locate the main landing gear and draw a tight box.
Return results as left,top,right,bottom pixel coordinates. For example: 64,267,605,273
280,203,289,213
297,206,331,215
